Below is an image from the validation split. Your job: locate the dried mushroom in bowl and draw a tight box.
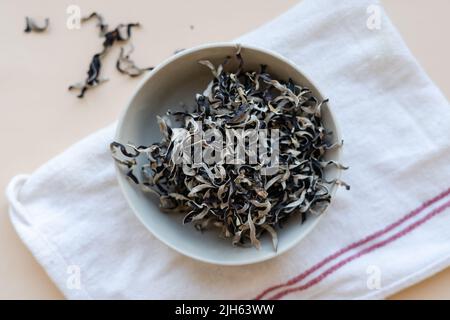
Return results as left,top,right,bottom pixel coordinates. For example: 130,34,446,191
111,46,348,250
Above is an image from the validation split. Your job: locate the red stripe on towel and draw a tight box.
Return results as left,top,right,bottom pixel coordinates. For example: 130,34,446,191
255,187,450,300
268,199,450,299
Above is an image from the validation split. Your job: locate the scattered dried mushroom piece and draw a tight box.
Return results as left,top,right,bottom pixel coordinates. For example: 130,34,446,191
69,12,152,98
116,45,154,77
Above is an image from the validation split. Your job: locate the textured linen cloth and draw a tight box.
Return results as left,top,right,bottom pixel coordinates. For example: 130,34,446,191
6,0,450,299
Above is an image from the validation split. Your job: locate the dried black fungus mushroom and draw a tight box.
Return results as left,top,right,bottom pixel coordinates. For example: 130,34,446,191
69,12,151,98
68,53,108,98
24,17,49,33
116,45,154,77
111,47,349,250
101,23,140,51
81,12,108,36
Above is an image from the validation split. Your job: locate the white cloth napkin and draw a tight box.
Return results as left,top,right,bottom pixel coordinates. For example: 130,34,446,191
6,0,450,300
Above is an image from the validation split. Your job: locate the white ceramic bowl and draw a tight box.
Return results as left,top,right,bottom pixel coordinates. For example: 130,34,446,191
115,42,342,265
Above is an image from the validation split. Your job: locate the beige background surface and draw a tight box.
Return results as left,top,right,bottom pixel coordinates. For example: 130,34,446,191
0,0,449,299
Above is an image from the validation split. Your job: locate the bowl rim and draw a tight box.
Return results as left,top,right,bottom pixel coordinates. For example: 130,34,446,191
114,42,343,265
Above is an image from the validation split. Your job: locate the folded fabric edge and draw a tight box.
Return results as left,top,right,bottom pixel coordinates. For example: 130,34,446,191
6,175,91,299
356,2,450,299
357,254,450,300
